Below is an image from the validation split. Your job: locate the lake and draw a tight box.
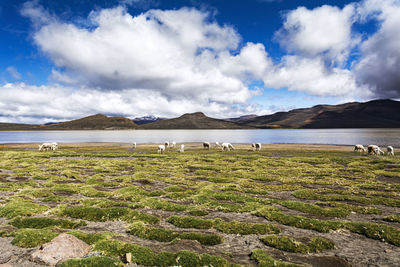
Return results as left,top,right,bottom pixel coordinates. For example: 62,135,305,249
0,129,399,146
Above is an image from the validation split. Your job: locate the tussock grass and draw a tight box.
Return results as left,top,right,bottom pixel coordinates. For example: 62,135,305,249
1,144,399,266
261,235,334,253
128,222,223,245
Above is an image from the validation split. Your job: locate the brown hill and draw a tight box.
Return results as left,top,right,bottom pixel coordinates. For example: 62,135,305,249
0,123,39,131
238,99,400,128
42,114,137,130
140,112,249,129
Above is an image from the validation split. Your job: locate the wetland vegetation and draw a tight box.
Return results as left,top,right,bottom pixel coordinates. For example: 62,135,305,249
0,143,399,266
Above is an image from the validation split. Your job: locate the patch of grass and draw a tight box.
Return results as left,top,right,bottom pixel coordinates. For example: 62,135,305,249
254,207,343,233
188,209,209,216
59,256,123,267
57,206,160,224
261,235,334,253
251,249,305,267
94,239,234,266
293,189,400,207
307,237,335,252
256,208,400,246
10,217,86,229
213,218,280,235
316,202,382,215
57,206,130,221
0,199,49,219
383,214,400,223
11,229,58,248
167,216,280,235
279,200,349,218
128,222,223,245
344,222,400,246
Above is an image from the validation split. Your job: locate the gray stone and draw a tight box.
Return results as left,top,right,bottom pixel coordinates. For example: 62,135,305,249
31,234,91,266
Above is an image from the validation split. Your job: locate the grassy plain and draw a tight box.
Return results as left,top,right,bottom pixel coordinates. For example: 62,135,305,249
0,143,399,266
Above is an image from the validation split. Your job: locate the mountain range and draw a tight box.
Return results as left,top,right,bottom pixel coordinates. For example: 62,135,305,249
1,99,399,130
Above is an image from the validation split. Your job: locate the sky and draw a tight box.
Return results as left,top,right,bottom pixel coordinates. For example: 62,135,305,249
0,0,399,123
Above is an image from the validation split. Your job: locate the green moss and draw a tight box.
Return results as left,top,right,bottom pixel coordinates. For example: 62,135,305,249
124,210,160,224
59,256,123,267
213,218,280,235
261,235,334,253
254,207,343,233
128,222,223,245
251,249,306,267
261,235,309,253
152,251,176,266
68,231,114,245
383,214,400,223
0,199,49,219
279,200,349,218
11,229,58,248
57,206,159,224
307,237,335,252
344,222,400,246
10,217,86,229
94,239,156,266
167,215,280,235
57,206,129,221
188,209,209,216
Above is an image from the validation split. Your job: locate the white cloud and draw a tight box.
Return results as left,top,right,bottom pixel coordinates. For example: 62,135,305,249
263,56,358,96
11,0,400,124
30,6,253,104
354,0,400,98
0,83,266,123
276,4,357,64
5,66,22,80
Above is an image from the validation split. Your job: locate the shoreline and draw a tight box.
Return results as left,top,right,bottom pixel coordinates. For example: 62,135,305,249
0,142,357,151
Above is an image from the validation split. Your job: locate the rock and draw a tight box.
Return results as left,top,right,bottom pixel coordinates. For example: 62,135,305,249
0,264,13,267
31,234,91,266
126,253,132,263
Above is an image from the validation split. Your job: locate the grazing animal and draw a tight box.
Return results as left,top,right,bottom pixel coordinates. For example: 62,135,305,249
170,141,176,148
38,143,53,151
368,145,384,155
51,142,58,151
354,144,366,153
164,141,169,148
203,142,210,149
133,142,136,148
221,142,234,151
215,142,221,148
158,145,166,154
387,146,394,156
251,143,262,151
179,144,185,153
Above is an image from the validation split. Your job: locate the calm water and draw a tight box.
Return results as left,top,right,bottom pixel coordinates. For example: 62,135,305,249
0,129,399,146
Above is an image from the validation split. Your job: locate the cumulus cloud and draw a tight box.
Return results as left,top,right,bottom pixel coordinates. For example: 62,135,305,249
11,0,399,124
276,4,357,64
0,83,265,123
26,6,269,105
264,56,358,96
354,0,400,98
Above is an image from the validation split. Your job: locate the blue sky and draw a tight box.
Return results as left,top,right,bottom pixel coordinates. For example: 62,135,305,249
0,0,399,123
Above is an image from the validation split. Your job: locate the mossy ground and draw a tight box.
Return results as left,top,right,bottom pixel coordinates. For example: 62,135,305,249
0,143,399,266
